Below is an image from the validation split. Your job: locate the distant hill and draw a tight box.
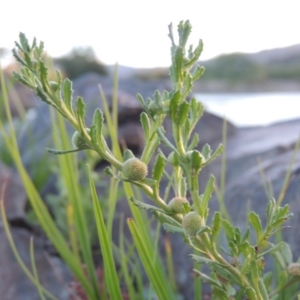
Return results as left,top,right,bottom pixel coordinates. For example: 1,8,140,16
200,44,300,81
248,44,300,64
111,43,300,87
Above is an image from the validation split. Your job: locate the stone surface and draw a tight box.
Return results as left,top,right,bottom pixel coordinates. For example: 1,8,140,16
0,162,27,222
0,225,72,300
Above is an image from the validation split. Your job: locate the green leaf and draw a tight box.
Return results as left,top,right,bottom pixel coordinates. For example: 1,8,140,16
136,93,147,110
201,175,215,218
241,254,252,275
222,219,235,240
250,259,260,283
92,109,104,136
205,144,224,165
157,127,178,153
263,272,273,291
140,112,151,139
224,284,236,297
271,216,292,228
257,242,284,258
189,255,214,265
272,250,287,270
63,78,74,114
234,227,241,244
180,176,187,198
153,90,162,109
178,20,192,48
192,269,222,288
129,197,164,213
161,90,169,101
277,204,290,219
104,166,115,177
266,198,276,225
169,90,181,121
38,61,49,91
152,154,166,182
19,32,31,52
182,74,193,99
210,262,235,283
192,64,205,81
123,149,135,161
211,212,222,243
212,287,229,300
190,98,204,122
202,143,212,160
189,150,203,172
75,97,86,131
152,210,182,228
258,278,269,299
187,133,199,151
167,151,180,166
196,226,211,236
228,241,239,257
245,287,258,300
163,223,184,234
248,211,263,240
241,227,251,243
184,39,204,69
279,242,293,265
239,241,251,255
177,101,190,125
140,178,156,186
172,46,184,81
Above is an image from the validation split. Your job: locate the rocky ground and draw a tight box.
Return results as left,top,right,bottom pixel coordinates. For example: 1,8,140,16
1,73,300,299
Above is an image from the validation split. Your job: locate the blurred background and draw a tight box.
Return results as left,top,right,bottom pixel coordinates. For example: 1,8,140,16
1,0,300,126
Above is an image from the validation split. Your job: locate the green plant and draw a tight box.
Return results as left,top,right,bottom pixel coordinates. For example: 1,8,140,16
1,20,300,299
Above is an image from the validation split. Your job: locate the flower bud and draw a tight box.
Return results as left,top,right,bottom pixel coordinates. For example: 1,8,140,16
148,101,161,114
182,211,203,237
122,158,148,181
49,81,59,92
287,263,300,276
167,151,179,166
167,197,189,214
72,129,90,149
184,150,206,164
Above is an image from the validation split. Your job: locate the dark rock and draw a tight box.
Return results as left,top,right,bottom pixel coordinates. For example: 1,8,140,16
208,118,300,253
0,225,72,300
0,162,26,222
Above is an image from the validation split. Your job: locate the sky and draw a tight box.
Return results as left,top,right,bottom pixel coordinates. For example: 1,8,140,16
1,0,300,68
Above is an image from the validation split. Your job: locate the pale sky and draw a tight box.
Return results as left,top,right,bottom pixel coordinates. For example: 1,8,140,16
1,0,299,68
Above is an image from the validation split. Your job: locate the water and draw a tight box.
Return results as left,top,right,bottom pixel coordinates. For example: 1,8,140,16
195,93,300,127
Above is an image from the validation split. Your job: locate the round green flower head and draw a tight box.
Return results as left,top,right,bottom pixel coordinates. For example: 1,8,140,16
122,158,148,181
287,263,300,276
72,129,90,149
182,211,203,237
167,197,190,214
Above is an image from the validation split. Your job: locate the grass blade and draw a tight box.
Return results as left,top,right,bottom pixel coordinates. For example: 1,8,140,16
87,165,123,300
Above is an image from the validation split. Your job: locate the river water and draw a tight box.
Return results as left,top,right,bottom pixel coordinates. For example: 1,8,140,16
195,93,300,127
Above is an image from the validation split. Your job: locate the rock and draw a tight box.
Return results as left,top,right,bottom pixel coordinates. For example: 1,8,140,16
0,162,27,222
0,225,72,300
208,118,300,254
